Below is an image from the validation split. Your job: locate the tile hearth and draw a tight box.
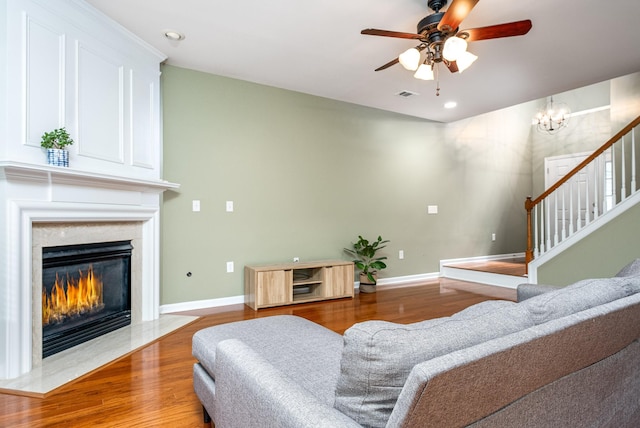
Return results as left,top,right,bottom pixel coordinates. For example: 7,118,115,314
0,314,196,397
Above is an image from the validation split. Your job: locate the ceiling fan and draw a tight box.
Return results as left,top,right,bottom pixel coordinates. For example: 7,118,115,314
362,0,532,95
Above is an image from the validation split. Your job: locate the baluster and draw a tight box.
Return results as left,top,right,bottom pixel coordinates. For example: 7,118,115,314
593,157,599,218
577,177,582,230
545,197,551,251
533,205,540,258
569,178,574,235
585,168,590,225
632,127,637,193
540,201,546,254
561,183,567,240
553,192,559,246
611,135,627,201
611,145,616,207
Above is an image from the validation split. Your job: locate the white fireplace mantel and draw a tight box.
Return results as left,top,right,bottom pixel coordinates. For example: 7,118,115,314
0,162,179,380
0,161,179,193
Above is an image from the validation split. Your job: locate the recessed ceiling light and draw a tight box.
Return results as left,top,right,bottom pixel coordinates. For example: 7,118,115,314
444,101,457,109
164,30,185,41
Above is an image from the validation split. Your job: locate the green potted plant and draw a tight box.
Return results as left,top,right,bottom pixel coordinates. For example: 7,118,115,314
344,235,389,293
41,127,74,167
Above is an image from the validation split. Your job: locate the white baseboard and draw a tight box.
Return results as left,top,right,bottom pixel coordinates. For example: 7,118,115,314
161,256,523,314
160,272,441,313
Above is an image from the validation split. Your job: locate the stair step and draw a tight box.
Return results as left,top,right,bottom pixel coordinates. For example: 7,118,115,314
440,255,527,289
441,265,527,288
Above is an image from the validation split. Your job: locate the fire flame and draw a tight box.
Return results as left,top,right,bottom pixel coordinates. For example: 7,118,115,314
42,265,104,326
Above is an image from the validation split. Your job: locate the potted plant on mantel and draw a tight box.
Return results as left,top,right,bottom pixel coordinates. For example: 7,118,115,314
344,235,389,293
41,127,74,167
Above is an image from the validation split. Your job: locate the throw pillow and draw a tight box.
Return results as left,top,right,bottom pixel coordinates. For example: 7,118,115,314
615,258,640,277
522,276,640,325
333,301,533,427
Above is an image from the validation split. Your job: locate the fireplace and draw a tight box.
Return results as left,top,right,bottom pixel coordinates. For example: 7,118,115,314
42,240,133,358
0,163,178,381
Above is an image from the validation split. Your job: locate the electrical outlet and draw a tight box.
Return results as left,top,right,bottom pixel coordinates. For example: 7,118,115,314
492,233,496,241
398,250,404,259
427,205,438,214
226,261,234,273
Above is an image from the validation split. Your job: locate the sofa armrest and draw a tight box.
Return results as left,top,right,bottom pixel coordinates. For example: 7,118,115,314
517,283,563,302
213,339,362,428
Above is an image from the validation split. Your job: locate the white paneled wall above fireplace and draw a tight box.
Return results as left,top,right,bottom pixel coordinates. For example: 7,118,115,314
3,0,166,179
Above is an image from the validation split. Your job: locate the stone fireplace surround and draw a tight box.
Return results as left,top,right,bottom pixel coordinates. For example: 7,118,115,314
0,162,180,382
33,221,143,367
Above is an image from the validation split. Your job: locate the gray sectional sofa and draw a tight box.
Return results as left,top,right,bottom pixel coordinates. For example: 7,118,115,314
192,260,640,427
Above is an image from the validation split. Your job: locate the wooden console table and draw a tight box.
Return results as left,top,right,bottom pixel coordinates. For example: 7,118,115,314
244,260,354,310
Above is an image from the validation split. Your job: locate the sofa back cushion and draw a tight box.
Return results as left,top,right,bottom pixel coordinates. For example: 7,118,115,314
615,258,640,277
522,276,640,325
333,301,533,427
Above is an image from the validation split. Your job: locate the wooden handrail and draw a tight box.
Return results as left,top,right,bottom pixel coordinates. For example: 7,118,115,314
525,114,640,266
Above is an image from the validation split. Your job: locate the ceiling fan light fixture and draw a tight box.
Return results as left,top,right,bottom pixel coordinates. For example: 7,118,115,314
414,63,434,80
442,36,467,61
399,47,421,71
456,50,478,73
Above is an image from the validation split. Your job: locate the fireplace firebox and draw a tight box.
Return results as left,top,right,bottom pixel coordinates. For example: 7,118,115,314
42,240,133,358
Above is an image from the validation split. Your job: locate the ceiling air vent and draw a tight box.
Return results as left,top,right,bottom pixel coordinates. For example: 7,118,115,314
396,90,419,98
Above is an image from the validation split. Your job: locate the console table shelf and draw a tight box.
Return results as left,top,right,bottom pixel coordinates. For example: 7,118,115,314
244,260,354,310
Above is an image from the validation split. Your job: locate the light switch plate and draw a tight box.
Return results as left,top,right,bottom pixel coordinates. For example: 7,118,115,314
192,200,200,212
226,201,234,212
427,205,438,214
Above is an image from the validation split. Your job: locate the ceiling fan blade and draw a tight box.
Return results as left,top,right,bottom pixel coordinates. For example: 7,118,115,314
374,58,400,71
361,28,423,40
460,20,532,42
446,61,459,73
437,0,480,32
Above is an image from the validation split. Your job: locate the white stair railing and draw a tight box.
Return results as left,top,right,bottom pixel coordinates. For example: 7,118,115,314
526,116,640,267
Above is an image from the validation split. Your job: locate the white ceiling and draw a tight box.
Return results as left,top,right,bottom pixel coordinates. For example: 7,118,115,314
85,0,640,123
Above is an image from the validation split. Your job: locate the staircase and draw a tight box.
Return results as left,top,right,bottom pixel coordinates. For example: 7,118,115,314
526,115,640,282
441,115,640,289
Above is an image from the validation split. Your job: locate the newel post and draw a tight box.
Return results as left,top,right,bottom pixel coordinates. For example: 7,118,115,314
524,196,534,271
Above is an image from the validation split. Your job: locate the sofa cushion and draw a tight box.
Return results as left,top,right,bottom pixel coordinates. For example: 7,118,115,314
193,315,344,405
522,276,640,325
615,258,640,277
333,301,533,427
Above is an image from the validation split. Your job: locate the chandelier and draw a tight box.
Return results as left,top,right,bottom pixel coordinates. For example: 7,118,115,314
533,96,571,134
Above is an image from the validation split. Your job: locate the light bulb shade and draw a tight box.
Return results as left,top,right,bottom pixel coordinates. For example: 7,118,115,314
442,37,467,61
456,50,478,73
398,48,421,71
414,63,434,80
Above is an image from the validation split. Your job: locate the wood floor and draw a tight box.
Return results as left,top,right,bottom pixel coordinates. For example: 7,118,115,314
0,277,516,428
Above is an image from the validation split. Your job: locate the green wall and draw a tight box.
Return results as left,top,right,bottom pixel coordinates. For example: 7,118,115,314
160,65,532,305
